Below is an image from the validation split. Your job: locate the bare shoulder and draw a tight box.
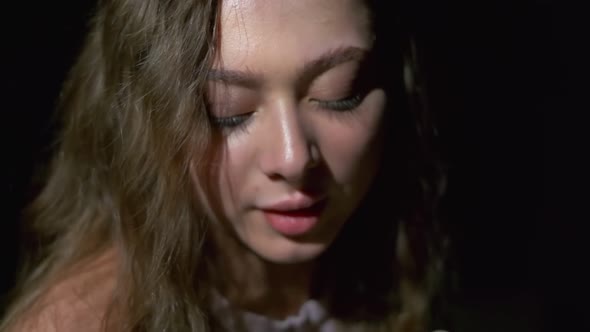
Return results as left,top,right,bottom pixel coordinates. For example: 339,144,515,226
6,250,119,332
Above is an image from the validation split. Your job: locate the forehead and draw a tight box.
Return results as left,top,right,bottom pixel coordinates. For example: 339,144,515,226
216,0,373,73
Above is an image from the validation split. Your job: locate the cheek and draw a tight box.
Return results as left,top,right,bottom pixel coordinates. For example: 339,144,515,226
317,90,386,183
215,142,253,214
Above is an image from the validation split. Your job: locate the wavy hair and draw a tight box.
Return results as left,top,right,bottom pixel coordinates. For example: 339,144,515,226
1,0,447,331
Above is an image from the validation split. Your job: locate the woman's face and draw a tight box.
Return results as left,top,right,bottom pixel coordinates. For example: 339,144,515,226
196,0,387,263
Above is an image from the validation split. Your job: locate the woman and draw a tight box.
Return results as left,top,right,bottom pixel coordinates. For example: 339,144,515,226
2,0,447,331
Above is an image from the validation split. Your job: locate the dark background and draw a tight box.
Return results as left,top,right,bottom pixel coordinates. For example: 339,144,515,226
1,0,574,331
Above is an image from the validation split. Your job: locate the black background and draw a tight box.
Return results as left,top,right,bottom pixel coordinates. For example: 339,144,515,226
1,1,576,331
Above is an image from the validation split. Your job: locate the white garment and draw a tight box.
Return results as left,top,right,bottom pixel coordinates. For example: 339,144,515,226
209,292,449,332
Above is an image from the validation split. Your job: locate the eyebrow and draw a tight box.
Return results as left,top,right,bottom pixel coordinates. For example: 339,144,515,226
207,67,263,89
300,46,368,85
207,46,368,89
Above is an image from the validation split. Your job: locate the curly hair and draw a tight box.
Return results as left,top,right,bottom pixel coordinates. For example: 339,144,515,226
1,1,447,331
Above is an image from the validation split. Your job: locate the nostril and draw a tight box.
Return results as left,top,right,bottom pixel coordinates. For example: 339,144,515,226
262,144,319,183
306,145,322,169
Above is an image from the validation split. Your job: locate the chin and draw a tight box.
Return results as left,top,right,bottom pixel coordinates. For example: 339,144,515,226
247,237,329,264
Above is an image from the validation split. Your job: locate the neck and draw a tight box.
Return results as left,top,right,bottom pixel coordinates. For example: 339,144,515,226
208,228,315,319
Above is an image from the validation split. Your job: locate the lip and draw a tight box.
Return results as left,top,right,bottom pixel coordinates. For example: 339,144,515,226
261,194,326,212
260,197,328,237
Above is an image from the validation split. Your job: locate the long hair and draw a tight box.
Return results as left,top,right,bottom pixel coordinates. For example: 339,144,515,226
312,2,448,330
1,0,447,331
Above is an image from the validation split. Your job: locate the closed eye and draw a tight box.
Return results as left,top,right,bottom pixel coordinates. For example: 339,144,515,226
209,112,253,134
311,94,363,111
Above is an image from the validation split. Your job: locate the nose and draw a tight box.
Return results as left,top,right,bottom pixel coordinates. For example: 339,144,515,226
258,99,319,183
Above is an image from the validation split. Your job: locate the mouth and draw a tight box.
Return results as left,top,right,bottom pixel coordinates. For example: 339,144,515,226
261,198,328,237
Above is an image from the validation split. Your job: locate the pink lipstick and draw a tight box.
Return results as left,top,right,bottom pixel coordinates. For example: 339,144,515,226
261,197,327,236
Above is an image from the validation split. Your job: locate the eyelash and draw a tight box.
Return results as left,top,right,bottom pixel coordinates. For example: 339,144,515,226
210,113,252,134
313,93,363,111
210,94,363,133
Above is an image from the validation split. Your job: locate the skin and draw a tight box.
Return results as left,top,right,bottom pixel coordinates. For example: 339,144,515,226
192,0,387,318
